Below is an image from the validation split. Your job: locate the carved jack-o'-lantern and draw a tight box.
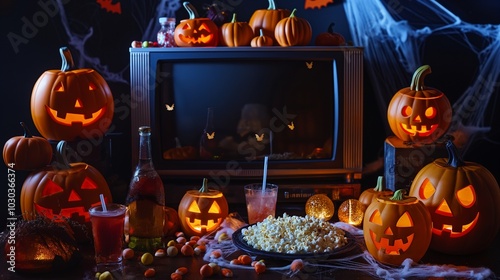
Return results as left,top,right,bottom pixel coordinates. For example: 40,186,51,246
174,2,219,47
20,141,112,233
31,47,114,141
409,140,500,255
178,178,228,237
387,65,452,144
363,190,432,266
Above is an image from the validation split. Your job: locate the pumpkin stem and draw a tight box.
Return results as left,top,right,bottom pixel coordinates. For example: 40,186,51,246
199,178,209,193
374,176,384,192
59,47,75,72
289,8,297,18
446,140,465,167
390,189,405,201
327,22,336,33
55,141,72,170
183,2,199,19
267,0,276,10
231,13,237,23
20,122,33,138
409,65,431,91
259,29,265,37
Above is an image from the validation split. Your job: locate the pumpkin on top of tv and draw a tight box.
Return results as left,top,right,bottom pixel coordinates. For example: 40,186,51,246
3,122,53,170
387,65,452,144
30,47,114,141
174,2,219,47
274,8,312,47
409,140,500,255
248,0,290,45
220,13,254,47
20,141,112,234
178,178,228,237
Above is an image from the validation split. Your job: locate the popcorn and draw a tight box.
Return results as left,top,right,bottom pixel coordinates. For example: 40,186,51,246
241,214,347,254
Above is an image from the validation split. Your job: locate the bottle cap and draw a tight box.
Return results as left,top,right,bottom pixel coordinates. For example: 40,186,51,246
159,17,167,24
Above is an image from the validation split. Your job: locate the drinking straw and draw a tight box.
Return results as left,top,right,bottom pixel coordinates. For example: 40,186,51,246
100,194,107,212
262,156,269,193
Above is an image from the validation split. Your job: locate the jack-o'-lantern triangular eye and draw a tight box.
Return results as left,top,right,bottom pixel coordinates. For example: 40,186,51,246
81,177,98,189
396,212,413,227
188,201,201,213
419,178,435,200
55,82,64,92
89,83,96,90
42,180,64,197
208,201,220,213
199,23,209,31
182,23,192,30
457,185,475,208
369,209,382,225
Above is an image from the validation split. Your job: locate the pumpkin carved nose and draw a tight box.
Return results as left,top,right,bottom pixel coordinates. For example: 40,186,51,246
74,99,83,108
414,115,422,122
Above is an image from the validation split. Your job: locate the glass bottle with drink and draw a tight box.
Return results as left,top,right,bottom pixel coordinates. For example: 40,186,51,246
126,126,165,252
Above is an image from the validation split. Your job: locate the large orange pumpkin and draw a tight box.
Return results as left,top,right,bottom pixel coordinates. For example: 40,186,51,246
178,178,228,237
3,122,53,170
363,190,432,266
387,65,452,144
248,0,290,45
409,140,500,255
174,2,219,47
220,13,254,47
20,141,112,233
30,47,114,141
274,8,312,47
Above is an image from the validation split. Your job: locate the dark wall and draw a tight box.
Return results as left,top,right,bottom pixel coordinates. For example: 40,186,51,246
1,0,499,231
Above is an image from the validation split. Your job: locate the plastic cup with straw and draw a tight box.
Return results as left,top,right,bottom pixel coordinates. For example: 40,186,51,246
245,156,278,224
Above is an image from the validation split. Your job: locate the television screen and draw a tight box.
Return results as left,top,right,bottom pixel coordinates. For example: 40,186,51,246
157,58,339,163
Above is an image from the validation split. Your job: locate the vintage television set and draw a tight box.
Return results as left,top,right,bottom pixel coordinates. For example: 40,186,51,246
129,47,363,205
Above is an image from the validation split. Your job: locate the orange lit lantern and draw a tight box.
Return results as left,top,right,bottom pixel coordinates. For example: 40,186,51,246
358,176,393,210
30,47,114,141
178,178,228,236
174,2,219,47
248,0,290,45
3,122,53,170
409,140,500,255
20,141,112,232
387,65,451,144
363,190,432,266
338,199,364,227
305,194,334,220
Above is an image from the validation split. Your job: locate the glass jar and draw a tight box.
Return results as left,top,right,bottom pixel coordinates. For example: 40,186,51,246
157,17,176,47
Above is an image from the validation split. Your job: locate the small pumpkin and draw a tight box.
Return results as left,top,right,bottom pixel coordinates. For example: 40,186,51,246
248,0,290,45
163,206,181,238
274,8,312,47
251,29,273,47
178,178,228,237
3,122,53,170
31,47,114,141
363,189,432,266
409,140,500,255
315,22,346,46
20,141,112,235
174,2,219,47
220,13,254,47
358,176,393,210
387,65,452,144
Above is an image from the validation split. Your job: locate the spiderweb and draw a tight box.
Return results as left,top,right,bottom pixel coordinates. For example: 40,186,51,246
201,214,494,279
344,0,500,153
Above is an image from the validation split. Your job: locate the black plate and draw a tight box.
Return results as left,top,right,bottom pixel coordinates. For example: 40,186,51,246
232,224,358,260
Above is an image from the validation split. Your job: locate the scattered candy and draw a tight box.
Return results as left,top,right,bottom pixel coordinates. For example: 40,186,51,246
230,258,241,265
141,252,154,265
221,268,233,277
210,250,222,258
155,248,166,257
175,267,188,275
218,232,229,242
167,240,176,247
122,248,134,260
144,268,156,278
238,254,252,265
167,245,179,257
98,271,113,280
291,259,304,272
208,262,220,274
200,264,214,277
171,272,183,280
176,236,187,244
254,261,266,274
180,244,194,256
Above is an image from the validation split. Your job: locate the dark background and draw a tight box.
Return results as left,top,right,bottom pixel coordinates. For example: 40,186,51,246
1,0,499,231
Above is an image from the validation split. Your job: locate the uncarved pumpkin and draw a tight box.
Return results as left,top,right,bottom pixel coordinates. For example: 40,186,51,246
358,176,393,210
409,140,500,255
251,29,273,47
387,65,452,144
20,141,112,235
363,190,432,266
31,47,114,141
220,13,254,47
274,8,312,47
3,122,53,170
178,178,228,237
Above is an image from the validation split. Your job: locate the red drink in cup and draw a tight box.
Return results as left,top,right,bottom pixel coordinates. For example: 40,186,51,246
89,203,127,264
244,183,278,224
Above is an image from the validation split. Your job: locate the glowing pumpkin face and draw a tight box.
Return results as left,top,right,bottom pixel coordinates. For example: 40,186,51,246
387,65,451,144
363,190,432,266
20,141,112,234
174,2,219,47
409,140,500,255
178,179,228,236
31,47,114,141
